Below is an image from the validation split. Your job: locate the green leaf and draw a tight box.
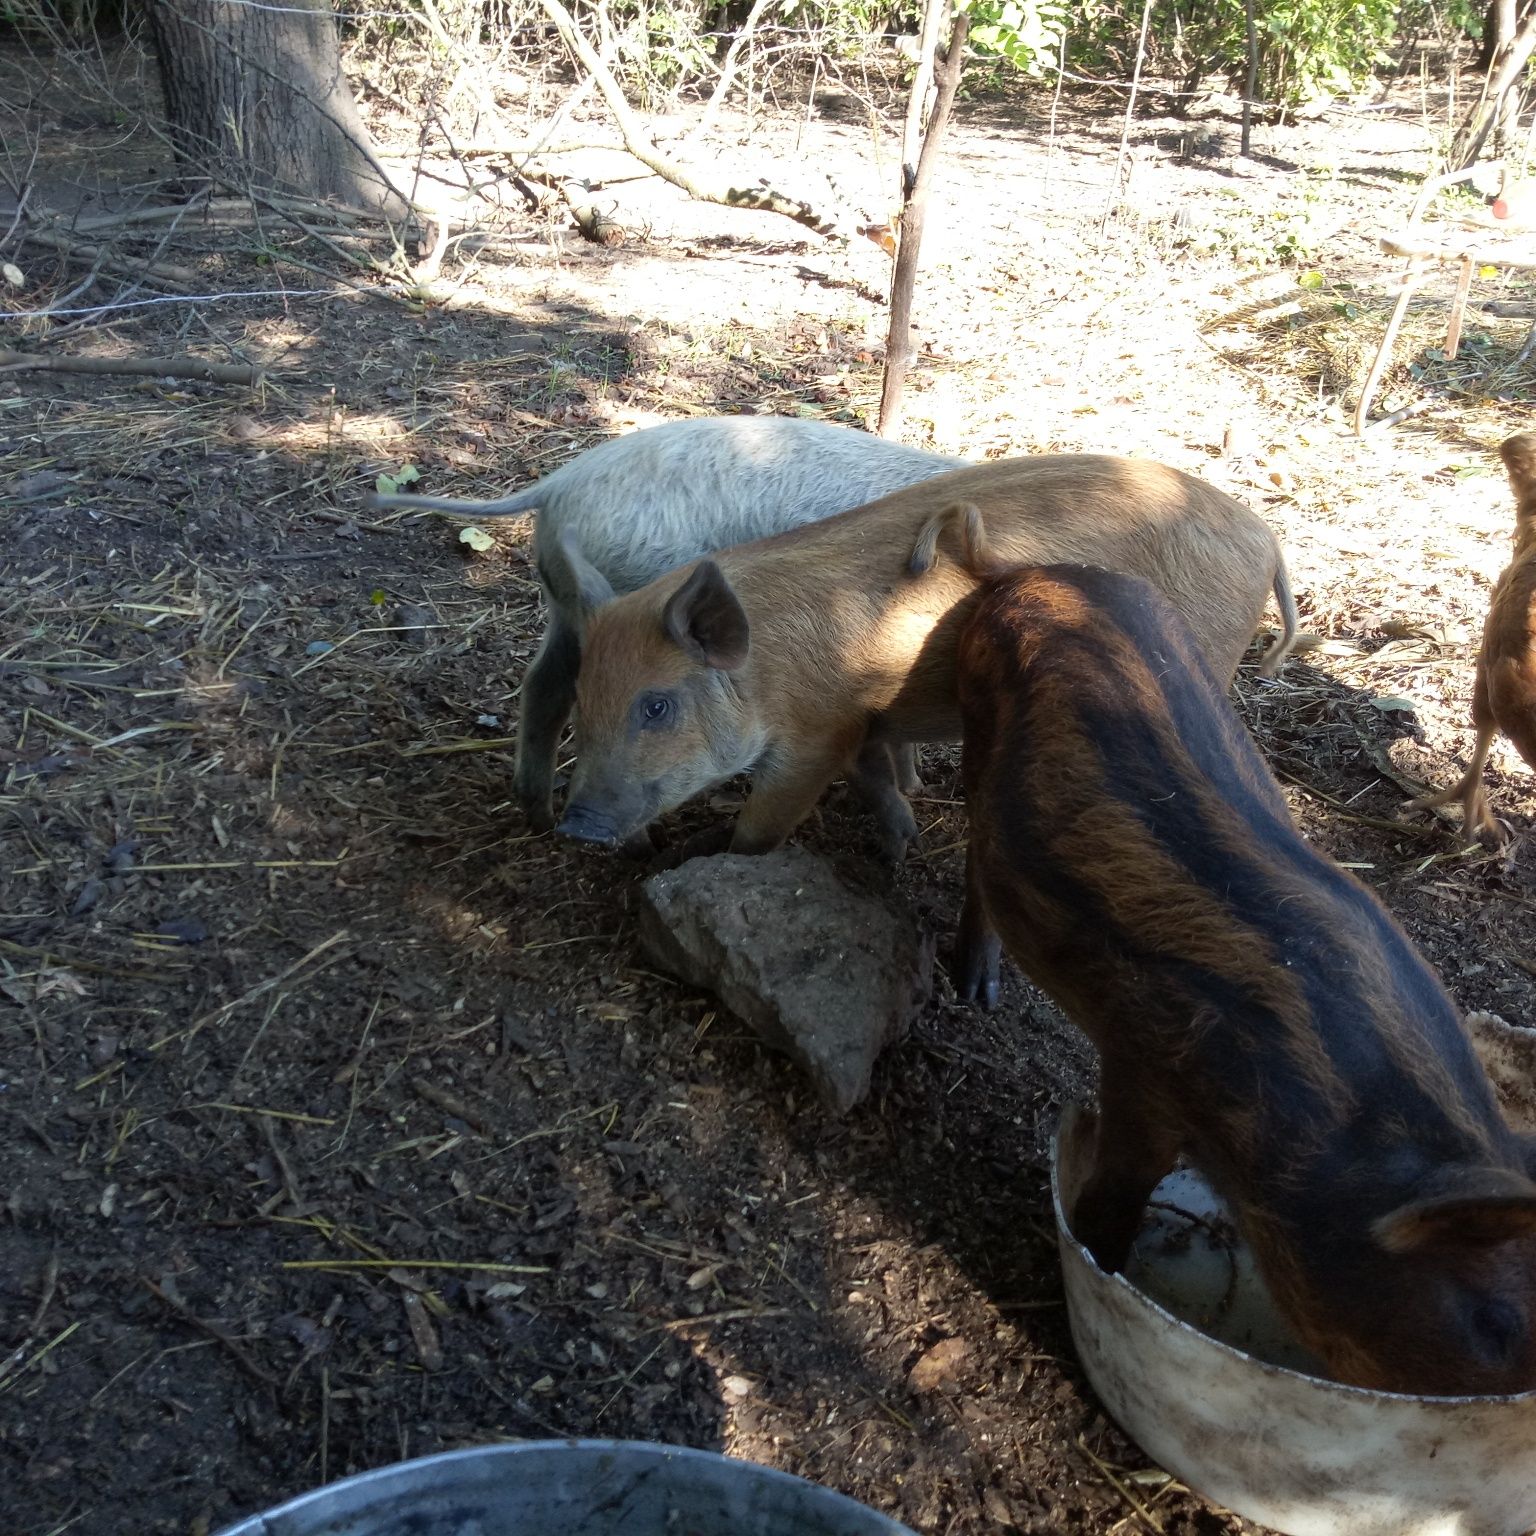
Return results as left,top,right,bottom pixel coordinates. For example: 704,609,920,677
459,526,495,554
375,464,421,497
1297,270,1325,291
370,589,387,606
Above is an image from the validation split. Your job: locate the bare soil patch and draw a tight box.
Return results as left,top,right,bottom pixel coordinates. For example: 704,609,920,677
4,37,1536,1536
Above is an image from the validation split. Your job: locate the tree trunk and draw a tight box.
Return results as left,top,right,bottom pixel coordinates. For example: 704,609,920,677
1477,0,1522,71
1240,0,1259,156
877,8,969,439
144,0,407,218
1451,7,1536,168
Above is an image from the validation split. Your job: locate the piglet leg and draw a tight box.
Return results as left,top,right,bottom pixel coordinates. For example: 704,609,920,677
514,610,582,832
853,739,919,862
955,849,1002,1008
1071,1078,1178,1274
892,743,923,798
729,738,859,856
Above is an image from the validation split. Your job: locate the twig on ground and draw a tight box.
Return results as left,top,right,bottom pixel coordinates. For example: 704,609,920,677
1273,764,1439,840
140,1278,280,1390
0,349,263,385
412,1075,489,1132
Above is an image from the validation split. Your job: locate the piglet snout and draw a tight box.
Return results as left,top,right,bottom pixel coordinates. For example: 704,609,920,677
557,804,622,846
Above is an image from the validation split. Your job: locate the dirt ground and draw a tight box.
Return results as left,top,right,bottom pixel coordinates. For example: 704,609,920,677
4,28,1536,1536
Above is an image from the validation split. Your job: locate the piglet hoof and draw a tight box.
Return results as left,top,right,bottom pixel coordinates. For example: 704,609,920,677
967,974,1001,1010
953,919,1002,1008
952,955,999,1010
677,825,734,864
620,826,659,859
873,804,917,866
516,788,557,834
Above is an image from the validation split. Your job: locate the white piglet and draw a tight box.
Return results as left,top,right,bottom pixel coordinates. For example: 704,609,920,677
370,415,965,829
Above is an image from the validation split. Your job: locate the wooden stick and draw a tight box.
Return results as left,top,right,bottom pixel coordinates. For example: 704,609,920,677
900,0,947,196
0,349,263,385
1353,254,1427,435
1381,236,1536,270
1100,0,1155,237
1445,254,1476,359
63,195,365,232
141,1278,280,1389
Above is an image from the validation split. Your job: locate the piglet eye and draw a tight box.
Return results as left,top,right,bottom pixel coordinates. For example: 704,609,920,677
640,694,674,728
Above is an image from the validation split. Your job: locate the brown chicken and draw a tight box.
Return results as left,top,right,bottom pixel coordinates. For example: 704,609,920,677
1410,433,1536,841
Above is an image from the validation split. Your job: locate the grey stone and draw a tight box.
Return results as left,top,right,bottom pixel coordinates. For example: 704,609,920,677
636,848,932,1113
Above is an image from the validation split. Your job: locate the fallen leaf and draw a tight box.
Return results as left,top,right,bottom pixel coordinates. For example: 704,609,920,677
376,465,420,496
400,1291,443,1371
907,1336,970,1393
35,969,90,1001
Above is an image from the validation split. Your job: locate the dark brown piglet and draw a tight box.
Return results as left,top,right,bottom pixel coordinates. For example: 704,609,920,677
1410,432,1536,843
955,562,1536,1397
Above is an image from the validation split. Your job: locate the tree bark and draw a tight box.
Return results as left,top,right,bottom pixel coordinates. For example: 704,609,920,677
877,9,969,439
1477,0,1524,70
900,0,947,197
1451,8,1536,167
144,0,407,218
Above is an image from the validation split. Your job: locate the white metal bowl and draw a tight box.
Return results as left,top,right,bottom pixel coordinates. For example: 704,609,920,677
1052,1077,1536,1536
215,1440,916,1536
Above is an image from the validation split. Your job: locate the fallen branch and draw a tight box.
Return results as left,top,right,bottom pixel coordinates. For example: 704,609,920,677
0,349,263,385
11,225,196,289
534,0,850,238
511,168,631,245
456,140,624,159
62,194,365,233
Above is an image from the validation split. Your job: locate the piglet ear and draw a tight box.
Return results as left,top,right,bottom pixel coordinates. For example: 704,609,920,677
662,561,749,672
1373,1167,1536,1254
544,529,616,618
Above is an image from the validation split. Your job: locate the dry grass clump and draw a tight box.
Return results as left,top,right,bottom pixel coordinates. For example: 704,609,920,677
1257,282,1536,422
